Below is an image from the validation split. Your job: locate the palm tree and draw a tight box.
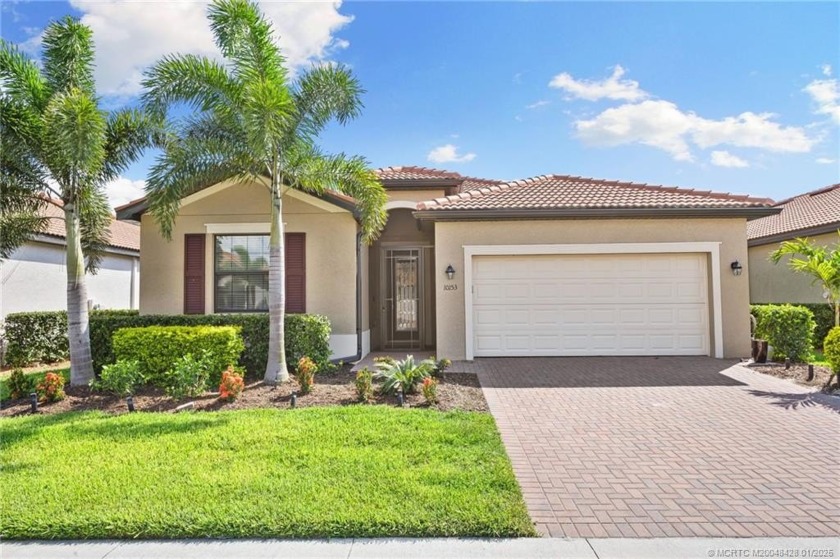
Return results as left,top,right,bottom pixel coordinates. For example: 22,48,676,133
1,18,157,385
142,0,387,383
771,233,840,327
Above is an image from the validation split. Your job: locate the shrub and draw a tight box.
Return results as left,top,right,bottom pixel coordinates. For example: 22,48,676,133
296,356,317,395
7,368,34,400
3,311,69,366
165,352,213,400
824,327,840,376
92,313,330,377
355,368,374,403
754,303,835,348
112,325,244,387
751,304,816,363
36,372,66,403
219,367,245,402
431,357,451,378
375,355,435,395
421,377,438,404
3,310,333,375
93,360,143,397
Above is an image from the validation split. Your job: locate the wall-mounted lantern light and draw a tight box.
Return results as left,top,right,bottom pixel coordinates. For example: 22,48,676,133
730,260,743,276
445,265,456,280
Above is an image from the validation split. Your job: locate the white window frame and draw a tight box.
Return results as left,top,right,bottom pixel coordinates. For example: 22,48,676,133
463,242,723,360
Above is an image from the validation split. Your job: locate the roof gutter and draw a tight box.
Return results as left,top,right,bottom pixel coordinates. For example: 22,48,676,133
748,223,840,247
413,206,781,222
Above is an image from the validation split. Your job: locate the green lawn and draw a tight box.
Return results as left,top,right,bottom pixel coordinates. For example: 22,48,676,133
0,406,535,539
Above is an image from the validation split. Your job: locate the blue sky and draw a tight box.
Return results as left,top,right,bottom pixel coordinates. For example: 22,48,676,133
2,1,838,206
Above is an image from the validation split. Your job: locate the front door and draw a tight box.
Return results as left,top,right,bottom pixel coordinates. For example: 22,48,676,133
383,248,423,349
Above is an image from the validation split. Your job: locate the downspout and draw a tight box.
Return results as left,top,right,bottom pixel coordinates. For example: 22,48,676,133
334,229,363,363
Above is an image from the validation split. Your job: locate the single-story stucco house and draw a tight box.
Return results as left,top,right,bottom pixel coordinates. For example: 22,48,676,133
747,183,839,305
116,166,778,361
1,201,140,321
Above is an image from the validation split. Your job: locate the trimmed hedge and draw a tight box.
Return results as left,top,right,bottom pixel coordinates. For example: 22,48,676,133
755,303,835,348
824,327,840,374
94,313,331,376
113,326,245,387
3,311,68,366
751,304,816,363
3,310,332,377
3,310,137,367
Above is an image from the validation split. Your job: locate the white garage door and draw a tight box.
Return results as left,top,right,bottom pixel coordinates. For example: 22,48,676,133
472,253,709,356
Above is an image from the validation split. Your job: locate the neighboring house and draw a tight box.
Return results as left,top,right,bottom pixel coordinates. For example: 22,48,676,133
116,166,776,361
747,183,840,305
1,201,141,321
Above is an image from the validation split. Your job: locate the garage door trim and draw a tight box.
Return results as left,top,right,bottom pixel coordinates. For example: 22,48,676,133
463,243,723,360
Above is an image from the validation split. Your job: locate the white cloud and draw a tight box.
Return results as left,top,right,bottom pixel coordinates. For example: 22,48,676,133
710,150,749,168
26,0,353,97
427,144,476,164
105,176,146,209
822,64,833,77
575,100,696,161
526,100,550,110
574,100,815,162
549,65,648,102
803,78,840,124
816,157,836,164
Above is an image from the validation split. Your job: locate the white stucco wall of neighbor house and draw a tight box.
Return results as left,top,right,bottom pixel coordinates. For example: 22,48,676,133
0,238,140,322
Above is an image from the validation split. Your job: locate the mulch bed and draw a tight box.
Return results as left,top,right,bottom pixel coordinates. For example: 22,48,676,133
0,365,488,417
747,361,838,393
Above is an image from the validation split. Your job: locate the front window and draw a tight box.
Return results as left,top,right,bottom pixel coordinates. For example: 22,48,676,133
214,235,270,312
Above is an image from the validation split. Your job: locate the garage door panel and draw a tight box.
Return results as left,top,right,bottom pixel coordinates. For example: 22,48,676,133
473,253,709,356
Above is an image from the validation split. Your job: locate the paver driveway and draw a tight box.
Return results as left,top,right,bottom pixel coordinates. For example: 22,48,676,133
464,357,840,538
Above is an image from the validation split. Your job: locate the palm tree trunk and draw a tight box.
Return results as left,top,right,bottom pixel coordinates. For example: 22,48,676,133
65,203,94,386
264,181,289,383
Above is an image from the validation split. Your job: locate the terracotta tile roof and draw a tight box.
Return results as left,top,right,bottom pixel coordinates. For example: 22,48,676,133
40,201,140,252
460,177,505,191
747,183,840,241
417,174,774,211
374,166,462,181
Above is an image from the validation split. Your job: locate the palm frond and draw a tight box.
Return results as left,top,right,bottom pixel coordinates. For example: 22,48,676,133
282,148,387,243
42,87,107,196
101,108,165,183
41,16,95,95
0,40,49,109
208,0,287,87
147,134,254,239
291,63,364,141
770,237,826,263
76,185,112,272
141,54,240,117
0,184,49,259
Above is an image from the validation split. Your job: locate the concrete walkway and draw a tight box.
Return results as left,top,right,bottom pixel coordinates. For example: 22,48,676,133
4,537,839,558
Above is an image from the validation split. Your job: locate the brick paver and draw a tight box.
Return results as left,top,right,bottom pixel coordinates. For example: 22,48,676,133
460,357,840,538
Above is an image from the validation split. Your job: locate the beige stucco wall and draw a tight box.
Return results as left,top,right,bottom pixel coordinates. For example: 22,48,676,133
749,231,838,304
139,181,359,341
387,188,448,204
434,217,752,360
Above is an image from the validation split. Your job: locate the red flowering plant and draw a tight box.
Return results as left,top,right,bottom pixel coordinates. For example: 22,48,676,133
296,356,317,395
36,372,66,403
421,376,438,405
218,367,245,402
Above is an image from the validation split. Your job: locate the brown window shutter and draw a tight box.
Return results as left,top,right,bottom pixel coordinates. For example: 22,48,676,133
184,234,205,314
285,233,306,313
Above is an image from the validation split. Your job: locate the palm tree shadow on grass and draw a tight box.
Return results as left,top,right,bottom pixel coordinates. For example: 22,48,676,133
746,389,840,415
